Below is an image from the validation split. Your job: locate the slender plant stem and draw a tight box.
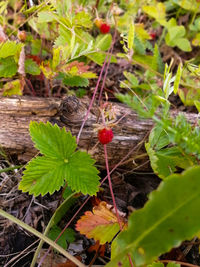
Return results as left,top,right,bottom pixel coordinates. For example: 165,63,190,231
98,28,117,105
31,192,76,267
103,144,122,230
76,52,110,144
0,209,86,267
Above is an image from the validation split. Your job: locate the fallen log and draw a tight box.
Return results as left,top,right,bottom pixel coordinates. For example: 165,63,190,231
0,96,198,169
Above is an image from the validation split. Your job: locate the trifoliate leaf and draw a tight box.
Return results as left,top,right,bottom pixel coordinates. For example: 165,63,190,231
19,122,100,196
29,121,77,159
25,59,41,75
0,57,17,77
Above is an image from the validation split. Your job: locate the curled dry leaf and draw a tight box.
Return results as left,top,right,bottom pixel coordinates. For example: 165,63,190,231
76,201,127,245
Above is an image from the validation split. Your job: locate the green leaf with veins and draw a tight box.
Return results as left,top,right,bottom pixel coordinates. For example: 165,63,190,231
107,166,200,266
0,57,18,78
19,122,100,196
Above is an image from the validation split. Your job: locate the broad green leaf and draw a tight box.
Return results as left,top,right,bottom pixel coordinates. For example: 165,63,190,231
148,125,169,150
173,0,199,11
29,121,77,159
48,225,75,249
168,26,185,41
95,34,112,51
142,3,166,26
0,41,23,58
20,122,100,196
128,22,135,50
0,57,17,77
19,156,67,196
73,11,92,28
63,75,89,87
176,38,191,52
145,144,195,179
38,11,55,23
65,151,100,196
25,59,41,75
107,166,200,266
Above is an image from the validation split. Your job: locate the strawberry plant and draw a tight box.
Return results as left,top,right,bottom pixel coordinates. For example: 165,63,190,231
19,121,100,196
2,1,200,267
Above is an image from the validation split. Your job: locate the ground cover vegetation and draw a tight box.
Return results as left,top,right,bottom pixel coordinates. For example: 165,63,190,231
1,0,200,266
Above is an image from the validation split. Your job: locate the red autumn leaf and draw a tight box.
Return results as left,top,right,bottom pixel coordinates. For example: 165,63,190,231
76,201,126,244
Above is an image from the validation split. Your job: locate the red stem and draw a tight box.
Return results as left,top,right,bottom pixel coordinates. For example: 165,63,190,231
98,28,117,105
76,52,110,144
104,144,122,230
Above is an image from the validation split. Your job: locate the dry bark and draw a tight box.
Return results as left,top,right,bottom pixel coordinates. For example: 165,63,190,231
0,96,198,169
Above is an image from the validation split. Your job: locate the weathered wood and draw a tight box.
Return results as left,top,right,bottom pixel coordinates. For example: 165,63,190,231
0,96,198,169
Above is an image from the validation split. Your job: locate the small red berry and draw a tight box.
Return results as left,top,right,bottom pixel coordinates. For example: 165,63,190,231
100,23,110,34
149,32,156,40
98,128,113,145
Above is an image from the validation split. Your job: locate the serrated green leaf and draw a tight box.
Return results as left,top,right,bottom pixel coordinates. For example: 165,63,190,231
38,11,55,23
146,144,195,179
95,34,112,51
73,11,92,28
0,41,23,58
123,71,138,87
20,122,100,196
0,57,17,78
63,75,89,87
107,166,200,266
65,151,100,195
25,59,41,75
48,225,75,250
19,156,67,196
29,121,77,159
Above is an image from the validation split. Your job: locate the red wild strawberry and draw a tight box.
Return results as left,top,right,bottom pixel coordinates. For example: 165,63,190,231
98,128,113,145
100,23,110,34
149,32,156,40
